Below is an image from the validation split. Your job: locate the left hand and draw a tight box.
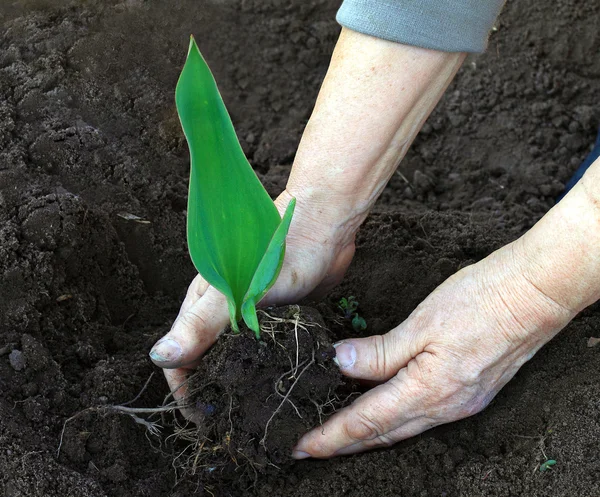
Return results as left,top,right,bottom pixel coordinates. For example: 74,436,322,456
292,238,575,458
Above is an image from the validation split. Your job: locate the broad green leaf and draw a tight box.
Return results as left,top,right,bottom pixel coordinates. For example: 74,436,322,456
242,198,296,336
176,36,293,334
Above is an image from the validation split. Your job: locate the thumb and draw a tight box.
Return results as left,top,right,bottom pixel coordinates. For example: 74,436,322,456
333,324,424,382
150,286,230,368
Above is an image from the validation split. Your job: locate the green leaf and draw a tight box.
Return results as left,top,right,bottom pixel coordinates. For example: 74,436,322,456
242,198,296,337
352,314,367,332
539,460,557,472
176,36,292,334
348,297,359,313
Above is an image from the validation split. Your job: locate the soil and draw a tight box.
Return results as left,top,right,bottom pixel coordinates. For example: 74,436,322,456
0,0,599,496
180,307,344,474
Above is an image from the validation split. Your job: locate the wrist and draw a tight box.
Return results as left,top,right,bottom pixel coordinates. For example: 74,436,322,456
276,187,363,250
282,28,463,250
472,241,575,349
478,161,600,346
516,158,600,314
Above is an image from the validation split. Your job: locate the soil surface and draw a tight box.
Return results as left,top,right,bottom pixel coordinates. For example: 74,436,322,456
1,0,599,496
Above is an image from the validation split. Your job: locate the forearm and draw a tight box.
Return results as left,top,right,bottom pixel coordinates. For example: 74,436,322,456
474,157,600,352
285,27,464,245
515,158,600,314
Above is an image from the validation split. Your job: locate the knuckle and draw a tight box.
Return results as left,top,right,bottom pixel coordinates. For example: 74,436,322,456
409,354,440,396
411,367,464,419
206,287,228,308
304,436,333,458
177,309,208,334
456,389,495,419
405,348,495,423
371,432,397,449
344,410,387,443
452,365,482,388
455,402,481,419
371,335,388,378
187,277,208,300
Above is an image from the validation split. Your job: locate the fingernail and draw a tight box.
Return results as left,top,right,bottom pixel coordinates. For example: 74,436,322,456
333,341,356,369
149,338,183,365
292,450,311,460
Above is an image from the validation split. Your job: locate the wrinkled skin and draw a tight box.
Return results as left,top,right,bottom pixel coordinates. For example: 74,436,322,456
292,238,574,457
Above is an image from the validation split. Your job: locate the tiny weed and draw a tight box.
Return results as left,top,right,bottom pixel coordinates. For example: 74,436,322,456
539,460,557,472
338,296,367,332
351,314,367,332
338,296,358,319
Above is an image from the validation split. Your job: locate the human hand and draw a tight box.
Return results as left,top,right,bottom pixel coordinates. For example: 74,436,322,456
292,239,576,458
149,188,357,416
150,29,466,419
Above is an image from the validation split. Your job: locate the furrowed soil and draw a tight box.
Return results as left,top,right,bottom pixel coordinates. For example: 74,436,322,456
1,1,599,496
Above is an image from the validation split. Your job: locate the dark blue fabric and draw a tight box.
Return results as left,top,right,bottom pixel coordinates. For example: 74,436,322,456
558,127,600,201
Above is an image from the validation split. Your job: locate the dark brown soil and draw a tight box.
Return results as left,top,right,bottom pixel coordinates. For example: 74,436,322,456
180,307,344,475
1,0,599,496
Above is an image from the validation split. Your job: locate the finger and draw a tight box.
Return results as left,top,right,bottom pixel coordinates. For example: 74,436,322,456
150,286,230,368
328,416,438,456
293,370,426,458
164,367,189,403
164,367,203,424
177,274,210,318
332,322,426,382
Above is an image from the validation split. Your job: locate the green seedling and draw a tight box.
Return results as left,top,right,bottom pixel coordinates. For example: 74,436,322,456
539,459,557,472
338,296,367,332
338,296,359,319
176,36,295,338
352,314,367,332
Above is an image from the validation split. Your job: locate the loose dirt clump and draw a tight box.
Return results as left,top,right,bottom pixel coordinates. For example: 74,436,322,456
171,306,345,481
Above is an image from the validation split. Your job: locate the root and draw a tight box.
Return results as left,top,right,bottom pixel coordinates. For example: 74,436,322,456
258,306,317,378
56,372,187,457
271,357,313,419
121,372,155,406
162,308,323,481
164,392,240,480
166,422,260,484
310,390,360,427
126,307,329,482
260,350,315,450
513,428,555,474
56,402,182,457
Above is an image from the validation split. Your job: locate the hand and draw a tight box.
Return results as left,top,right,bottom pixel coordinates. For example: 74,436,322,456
150,29,466,420
292,239,575,458
149,188,357,417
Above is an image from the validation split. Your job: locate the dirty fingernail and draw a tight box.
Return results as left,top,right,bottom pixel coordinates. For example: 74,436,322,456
333,342,356,369
292,450,311,460
149,338,183,365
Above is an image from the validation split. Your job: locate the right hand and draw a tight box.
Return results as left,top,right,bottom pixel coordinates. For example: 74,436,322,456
149,188,357,419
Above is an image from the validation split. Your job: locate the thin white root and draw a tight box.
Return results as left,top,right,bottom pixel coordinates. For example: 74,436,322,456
56,373,186,457
260,351,315,449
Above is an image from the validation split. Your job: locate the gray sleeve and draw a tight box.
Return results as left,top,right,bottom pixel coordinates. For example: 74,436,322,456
336,0,506,53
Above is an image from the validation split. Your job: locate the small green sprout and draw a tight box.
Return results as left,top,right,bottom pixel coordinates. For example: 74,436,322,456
176,36,295,338
351,314,367,332
338,296,367,332
338,296,359,319
539,459,557,472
